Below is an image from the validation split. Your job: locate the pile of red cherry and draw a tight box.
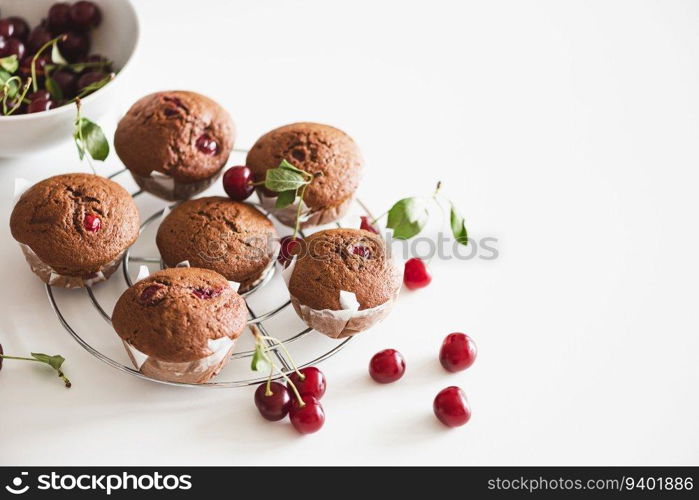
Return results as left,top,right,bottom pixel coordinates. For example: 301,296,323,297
222,165,435,290
0,1,111,115
254,332,477,434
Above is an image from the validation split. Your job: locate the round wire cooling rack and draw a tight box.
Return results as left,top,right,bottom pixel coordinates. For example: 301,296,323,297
45,150,375,388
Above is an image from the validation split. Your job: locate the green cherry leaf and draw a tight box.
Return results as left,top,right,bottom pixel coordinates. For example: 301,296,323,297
31,353,65,371
278,159,311,177
45,76,63,101
74,117,109,161
0,55,19,73
386,197,429,239
275,189,297,209
265,168,309,192
449,203,468,245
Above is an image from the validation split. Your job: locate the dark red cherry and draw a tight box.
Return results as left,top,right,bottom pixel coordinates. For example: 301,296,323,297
433,386,471,428
287,366,326,400
28,90,51,102
277,236,302,267
47,3,72,34
79,53,112,73
0,37,24,59
139,284,166,305
0,18,14,38
289,395,325,434
51,69,77,98
58,31,89,61
403,257,432,290
69,1,102,31
27,26,53,54
222,166,254,201
254,382,291,421
439,333,477,373
27,98,55,114
7,17,30,42
369,349,406,383
360,216,379,234
351,245,371,258
83,213,101,231
0,343,3,371
77,70,105,91
191,287,223,299
195,134,218,155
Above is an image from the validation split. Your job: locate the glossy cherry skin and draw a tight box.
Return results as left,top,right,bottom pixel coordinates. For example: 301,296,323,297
277,235,302,267
69,1,102,31
58,31,90,61
0,37,24,59
289,395,325,434
47,3,72,34
0,18,14,38
439,333,477,373
27,98,55,114
82,213,101,231
254,382,291,421
222,165,254,201
360,216,379,234
195,134,218,155
28,90,52,102
403,257,432,290
369,349,406,383
433,386,471,427
7,17,29,42
27,26,53,54
77,70,105,91
287,366,326,399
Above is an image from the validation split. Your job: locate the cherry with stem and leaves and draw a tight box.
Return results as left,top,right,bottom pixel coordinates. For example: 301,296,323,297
0,343,71,388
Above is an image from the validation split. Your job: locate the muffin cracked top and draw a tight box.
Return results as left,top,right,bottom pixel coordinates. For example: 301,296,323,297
246,122,363,210
288,228,400,310
10,173,140,276
114,91,235,183
112,267,247,363
156,197,277,289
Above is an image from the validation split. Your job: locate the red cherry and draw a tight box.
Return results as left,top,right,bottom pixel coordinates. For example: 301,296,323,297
191,287,223,299
69,1,102,31
139,284,166,306
360,216,379,234
222,165,254,201
195,134,218,155
403,257,431,290
439,333,477,373
82,213,101,231
369,349,406,384
289,395,325,434
433,386,471,428
0,37,24,59
0,18,15,38
254,382,291,421
48,3,72,34
287,366,326,399
278,235,302,267
6,17,29,42
351,244,371,258
28,98,55,114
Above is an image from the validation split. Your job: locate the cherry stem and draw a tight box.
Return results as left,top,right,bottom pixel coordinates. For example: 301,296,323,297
258,335,305,380
31,35,67,93
292,183,309,239
251,326,305,406
0,355,72,388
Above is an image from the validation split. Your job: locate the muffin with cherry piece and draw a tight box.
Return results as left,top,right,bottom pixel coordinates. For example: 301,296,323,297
10,173,139,288
156,197,278,292
246,122,363,228
112,267,247,384
286,228,401,338
114,91,235,201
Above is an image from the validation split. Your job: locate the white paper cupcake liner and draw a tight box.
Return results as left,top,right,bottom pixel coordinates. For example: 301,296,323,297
18,243,123,289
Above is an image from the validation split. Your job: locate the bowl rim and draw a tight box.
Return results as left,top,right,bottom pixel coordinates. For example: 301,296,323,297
0,0,140,122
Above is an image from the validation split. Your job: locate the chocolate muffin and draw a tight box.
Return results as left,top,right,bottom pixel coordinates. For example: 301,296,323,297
114,91,235,201
112,267,247,384
156,197,278,292
246,122,363,228
10,173,140,288
286,228,401,338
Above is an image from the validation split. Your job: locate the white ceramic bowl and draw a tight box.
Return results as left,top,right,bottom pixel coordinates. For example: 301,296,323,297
0,0,138,157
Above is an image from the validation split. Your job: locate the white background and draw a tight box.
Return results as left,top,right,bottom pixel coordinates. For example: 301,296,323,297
1,0,699,465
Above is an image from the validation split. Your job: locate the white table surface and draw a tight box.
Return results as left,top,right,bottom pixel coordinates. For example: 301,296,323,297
2,0,698,466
